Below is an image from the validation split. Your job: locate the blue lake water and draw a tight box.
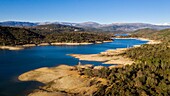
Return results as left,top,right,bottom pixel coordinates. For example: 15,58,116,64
0,39,148,96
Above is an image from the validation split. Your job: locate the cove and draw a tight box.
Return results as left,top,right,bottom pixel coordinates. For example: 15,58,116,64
0,39,148,96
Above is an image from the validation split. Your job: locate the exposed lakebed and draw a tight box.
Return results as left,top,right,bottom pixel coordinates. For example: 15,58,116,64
0,39,147,96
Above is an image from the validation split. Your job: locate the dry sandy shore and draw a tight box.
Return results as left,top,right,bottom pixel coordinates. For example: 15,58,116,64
18,38,160,95
114,37,161,45
51,41,113,45
0,46,24,50
0,43,94,51
69,38,161,68
19,65,107,96
69,48,134,67
0,44,37,51
0,41,113,51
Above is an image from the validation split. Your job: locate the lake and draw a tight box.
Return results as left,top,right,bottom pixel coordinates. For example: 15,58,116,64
0,39,148,96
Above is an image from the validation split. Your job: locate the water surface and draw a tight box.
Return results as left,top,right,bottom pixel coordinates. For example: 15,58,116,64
0,39,147,96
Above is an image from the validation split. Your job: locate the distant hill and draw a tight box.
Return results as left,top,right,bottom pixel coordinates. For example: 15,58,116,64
0,26,44,45
51,22,170,32
74,22,103,28
0,26,112,46
97,23,170,32
30,24,84,35
133,28,170,42
1,21,170,32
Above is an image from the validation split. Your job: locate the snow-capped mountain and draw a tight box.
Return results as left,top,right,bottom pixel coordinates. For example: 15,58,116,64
1,21,170,32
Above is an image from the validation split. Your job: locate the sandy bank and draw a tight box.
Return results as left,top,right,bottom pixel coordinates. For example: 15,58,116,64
19,65,107,96
0,46,24,50
136,38,161,44
0,44,37,50
70,37,162,68
51,41,113,46
95,41,103,44
0,40,113,50
0,44,38,51
22,44,36,47
95,40,113,44
103,40,113,43
38,43,50,46
69,48,134,66
114,37,161,44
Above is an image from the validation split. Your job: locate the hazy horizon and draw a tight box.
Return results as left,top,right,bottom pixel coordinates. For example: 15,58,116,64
1,20,170,26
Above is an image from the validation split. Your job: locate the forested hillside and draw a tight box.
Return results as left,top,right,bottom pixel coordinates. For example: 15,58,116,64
81,29,170,96
44,32,112,43
0,26,44,45
133,28,170,42
0,26,112,46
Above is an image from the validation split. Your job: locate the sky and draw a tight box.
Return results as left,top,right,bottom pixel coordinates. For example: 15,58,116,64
0,0,170,24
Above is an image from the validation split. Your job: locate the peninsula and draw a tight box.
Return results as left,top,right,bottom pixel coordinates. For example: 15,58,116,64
18,28,170,96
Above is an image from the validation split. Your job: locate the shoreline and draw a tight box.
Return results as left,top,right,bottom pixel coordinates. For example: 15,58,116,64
69,47,134,69
114,37,161,45
0,46,24,50
69,37,161,68
18,64,108,96
17,37,161,95
0,40,113,51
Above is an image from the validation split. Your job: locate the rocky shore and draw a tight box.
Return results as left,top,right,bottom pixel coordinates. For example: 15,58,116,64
19,65,108,96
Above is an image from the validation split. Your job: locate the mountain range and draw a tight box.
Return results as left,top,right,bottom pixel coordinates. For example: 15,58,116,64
1,21,170,32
